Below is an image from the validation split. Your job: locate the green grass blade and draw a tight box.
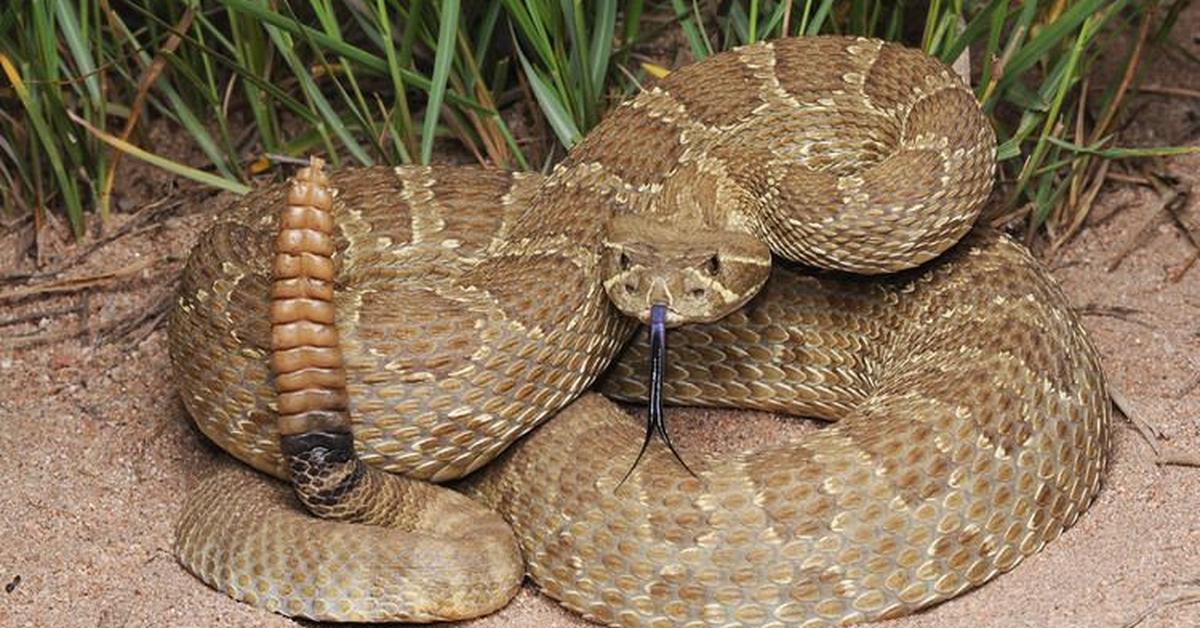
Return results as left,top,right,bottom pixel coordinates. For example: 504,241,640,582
516,46,582,147
995,0,1128,97
588,0,617,97
52,1,101,104
1008,11,1096,208
1,54,84,236
375,0,414,163
217,0,485,112
621,0,644,66
68,110,250,195
502,0,557,69
803,0,835,36
103,6,240,180
420,0,460,164
563,0,595,125
729,2,750,44
941,0,1006,64
760,2,789,39
1046,137,1200,159
473,0,504,65
670,0,710,58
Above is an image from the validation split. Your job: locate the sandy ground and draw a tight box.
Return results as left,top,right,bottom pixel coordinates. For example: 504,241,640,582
3,14,1200,628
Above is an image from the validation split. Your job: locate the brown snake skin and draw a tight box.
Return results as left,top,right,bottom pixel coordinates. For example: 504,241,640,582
170,37,1110,625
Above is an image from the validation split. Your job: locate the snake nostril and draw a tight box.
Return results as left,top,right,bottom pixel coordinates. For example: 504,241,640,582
690,288,705,298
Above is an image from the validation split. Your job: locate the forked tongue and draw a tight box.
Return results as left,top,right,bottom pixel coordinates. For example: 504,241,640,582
618,303,696,488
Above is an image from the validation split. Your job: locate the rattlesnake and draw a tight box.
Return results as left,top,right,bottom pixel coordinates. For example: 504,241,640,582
169,36,1109,625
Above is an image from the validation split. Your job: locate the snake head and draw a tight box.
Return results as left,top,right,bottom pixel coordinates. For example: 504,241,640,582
601,214,771,327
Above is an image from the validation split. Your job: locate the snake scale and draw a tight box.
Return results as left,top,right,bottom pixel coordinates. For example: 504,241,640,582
169,36,1110,625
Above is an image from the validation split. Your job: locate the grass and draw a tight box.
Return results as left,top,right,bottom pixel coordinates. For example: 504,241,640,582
0,0,1194,249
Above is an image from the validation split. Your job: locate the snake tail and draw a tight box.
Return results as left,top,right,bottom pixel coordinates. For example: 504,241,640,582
174,159,523,623
270,157,364,512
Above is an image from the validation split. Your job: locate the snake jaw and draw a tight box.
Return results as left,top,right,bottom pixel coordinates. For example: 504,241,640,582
618,303,696,489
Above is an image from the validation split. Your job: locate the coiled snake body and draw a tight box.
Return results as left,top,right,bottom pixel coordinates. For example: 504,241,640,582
170,37,1109,625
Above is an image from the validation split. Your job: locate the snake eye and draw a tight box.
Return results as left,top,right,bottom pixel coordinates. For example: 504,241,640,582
619,252,631,271
705,255,720,276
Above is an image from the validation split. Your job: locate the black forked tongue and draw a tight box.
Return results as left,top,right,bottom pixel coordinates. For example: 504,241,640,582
618,303,696,488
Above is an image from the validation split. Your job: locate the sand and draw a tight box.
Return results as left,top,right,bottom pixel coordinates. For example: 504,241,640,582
2,13,1199,628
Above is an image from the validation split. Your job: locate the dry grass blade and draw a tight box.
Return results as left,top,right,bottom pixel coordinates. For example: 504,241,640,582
1136,84,1200,99
67,110,251,195
97,286,176,347
1109,385,1164,456
1158,177,1200,282
1169,251,1200,281
0,303,85,329
1105,171,1155,186
1122,581,1200,627
1150,176,1199,245
1089,5,1153,153
1156,449,1200,467
98,6,196,219
1176,371,1200,398
0,256,165,302
1052,159,1111,253
1,194,186,284
1106,184,1184,272
1051,4,1154,249
0,287,174,350
1076,302,1151,327
1130,173,1200,282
